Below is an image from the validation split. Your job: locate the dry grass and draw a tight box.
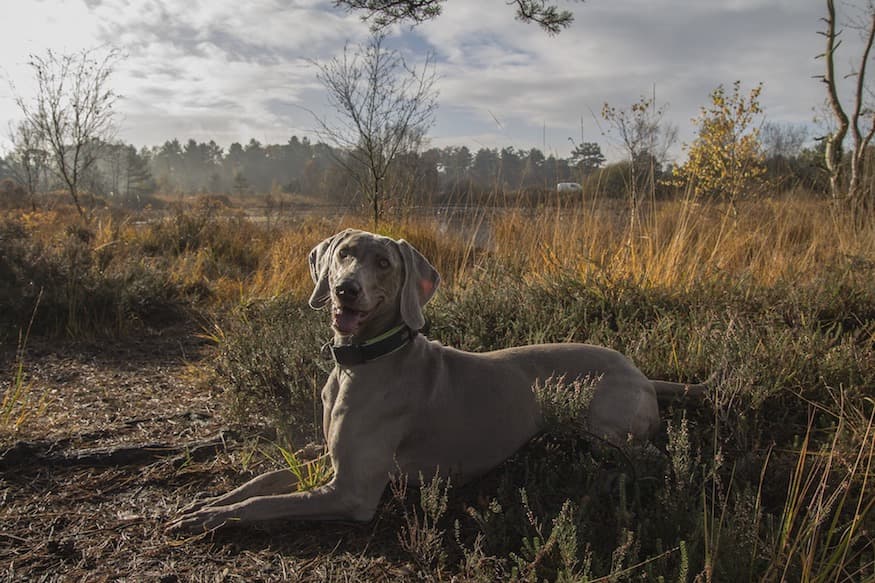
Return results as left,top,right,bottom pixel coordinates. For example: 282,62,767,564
489,194,875,290
9,193,871,308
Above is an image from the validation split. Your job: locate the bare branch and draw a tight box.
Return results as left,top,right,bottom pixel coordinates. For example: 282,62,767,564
850,8,875,149
312,33,437,226
821,0,850,201
819,0,875,215
13,47,121,220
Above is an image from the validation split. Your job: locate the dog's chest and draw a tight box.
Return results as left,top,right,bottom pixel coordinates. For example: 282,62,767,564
325,367,412,427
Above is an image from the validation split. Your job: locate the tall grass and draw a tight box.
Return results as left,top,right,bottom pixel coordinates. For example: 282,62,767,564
488,194,874,290
763,405,874,582
1,292,49,431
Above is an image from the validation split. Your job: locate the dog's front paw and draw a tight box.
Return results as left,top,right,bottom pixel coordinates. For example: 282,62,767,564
166,506,238,534
175,492,219,516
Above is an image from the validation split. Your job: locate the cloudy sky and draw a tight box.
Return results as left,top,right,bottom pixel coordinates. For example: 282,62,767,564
0,0,869,162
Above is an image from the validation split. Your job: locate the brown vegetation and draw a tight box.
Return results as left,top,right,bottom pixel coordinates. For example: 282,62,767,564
0,191,872,579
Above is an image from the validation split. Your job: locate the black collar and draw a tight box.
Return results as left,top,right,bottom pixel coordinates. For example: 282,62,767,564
326,325,418,366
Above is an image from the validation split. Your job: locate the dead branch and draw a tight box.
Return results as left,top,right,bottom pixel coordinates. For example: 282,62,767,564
0,430,237,471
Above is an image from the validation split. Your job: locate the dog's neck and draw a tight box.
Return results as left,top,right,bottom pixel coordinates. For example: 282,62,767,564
329,322,416,366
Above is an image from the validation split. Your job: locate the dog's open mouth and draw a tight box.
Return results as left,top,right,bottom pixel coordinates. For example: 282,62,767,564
333,306,369,335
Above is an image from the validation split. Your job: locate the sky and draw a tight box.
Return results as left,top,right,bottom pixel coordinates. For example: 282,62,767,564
0,0,870,163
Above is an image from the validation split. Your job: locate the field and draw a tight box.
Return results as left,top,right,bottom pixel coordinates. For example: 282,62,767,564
0,193,873,581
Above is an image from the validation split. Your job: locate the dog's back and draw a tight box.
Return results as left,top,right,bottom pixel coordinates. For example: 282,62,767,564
390,336,658,483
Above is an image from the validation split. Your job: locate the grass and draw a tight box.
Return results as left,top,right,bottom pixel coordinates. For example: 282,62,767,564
764,400,875,582
1,292,49,430
1,192,873,580
274,443,333,492
488,194,875,289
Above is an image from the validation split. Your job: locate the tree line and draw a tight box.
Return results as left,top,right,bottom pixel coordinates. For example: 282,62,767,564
0,129,827,210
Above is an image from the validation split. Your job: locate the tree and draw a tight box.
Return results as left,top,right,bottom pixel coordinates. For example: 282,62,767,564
152,139,183,192
0,155,10,180
13,48,121,220
0,178,28,208
442,145,472,184
761,121,812,190
335,0,581,34
314,32,438,226
673,82,766,200
499,147,523,189
242,139,269,192
521,148,546,187
471,148,500,186
89,139,124,198
818,0,875,214
123,146,156,204
232,171,250,196
761,121,809,160
601,95,677,199
6,121,49,210
568,141,605,175
386,135,439,210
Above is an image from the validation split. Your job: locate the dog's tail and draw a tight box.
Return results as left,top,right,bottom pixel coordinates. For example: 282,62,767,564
651,380,708,406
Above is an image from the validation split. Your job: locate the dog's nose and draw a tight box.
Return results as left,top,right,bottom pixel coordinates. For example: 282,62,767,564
335,280,361,300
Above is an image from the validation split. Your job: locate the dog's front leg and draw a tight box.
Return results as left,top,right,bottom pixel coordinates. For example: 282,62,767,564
172,468,303,518
167,476,384,532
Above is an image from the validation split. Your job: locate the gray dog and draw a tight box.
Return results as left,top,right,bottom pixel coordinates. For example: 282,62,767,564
168,229,702,532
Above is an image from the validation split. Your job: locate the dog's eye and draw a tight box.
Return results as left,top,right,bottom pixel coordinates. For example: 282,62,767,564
377,257,391,269
337,248,349,259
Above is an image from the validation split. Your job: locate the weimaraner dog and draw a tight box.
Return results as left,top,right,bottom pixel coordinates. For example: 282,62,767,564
169,229,703,532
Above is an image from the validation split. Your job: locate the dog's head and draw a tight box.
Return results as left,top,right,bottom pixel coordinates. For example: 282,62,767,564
308,229,440,339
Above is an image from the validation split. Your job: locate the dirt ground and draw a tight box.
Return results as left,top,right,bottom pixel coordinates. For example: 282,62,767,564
0,330,420,582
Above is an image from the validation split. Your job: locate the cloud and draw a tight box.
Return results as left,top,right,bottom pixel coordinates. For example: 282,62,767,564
417,0,830,159
91,0,368,62
0,0,865,160
75,0,371,147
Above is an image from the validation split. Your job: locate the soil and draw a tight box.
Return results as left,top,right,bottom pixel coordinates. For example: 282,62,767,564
0,330,419,582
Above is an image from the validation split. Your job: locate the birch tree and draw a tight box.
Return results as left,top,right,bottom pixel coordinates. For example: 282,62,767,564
14,48,121,220
818,0,875,215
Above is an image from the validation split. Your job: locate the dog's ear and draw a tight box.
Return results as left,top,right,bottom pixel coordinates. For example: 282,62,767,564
308,229,353,309
397,239,440,331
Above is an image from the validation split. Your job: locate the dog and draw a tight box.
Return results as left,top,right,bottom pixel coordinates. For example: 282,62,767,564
168,229,704,532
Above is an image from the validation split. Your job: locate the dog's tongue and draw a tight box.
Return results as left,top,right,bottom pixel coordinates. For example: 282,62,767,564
334,307,365,335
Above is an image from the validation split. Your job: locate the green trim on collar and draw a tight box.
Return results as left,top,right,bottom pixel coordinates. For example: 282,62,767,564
360,324,407,347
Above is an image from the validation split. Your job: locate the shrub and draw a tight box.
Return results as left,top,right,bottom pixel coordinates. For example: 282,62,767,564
0,179,28,209
0,215,189,341
673,81,767,200
213,296,328,447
